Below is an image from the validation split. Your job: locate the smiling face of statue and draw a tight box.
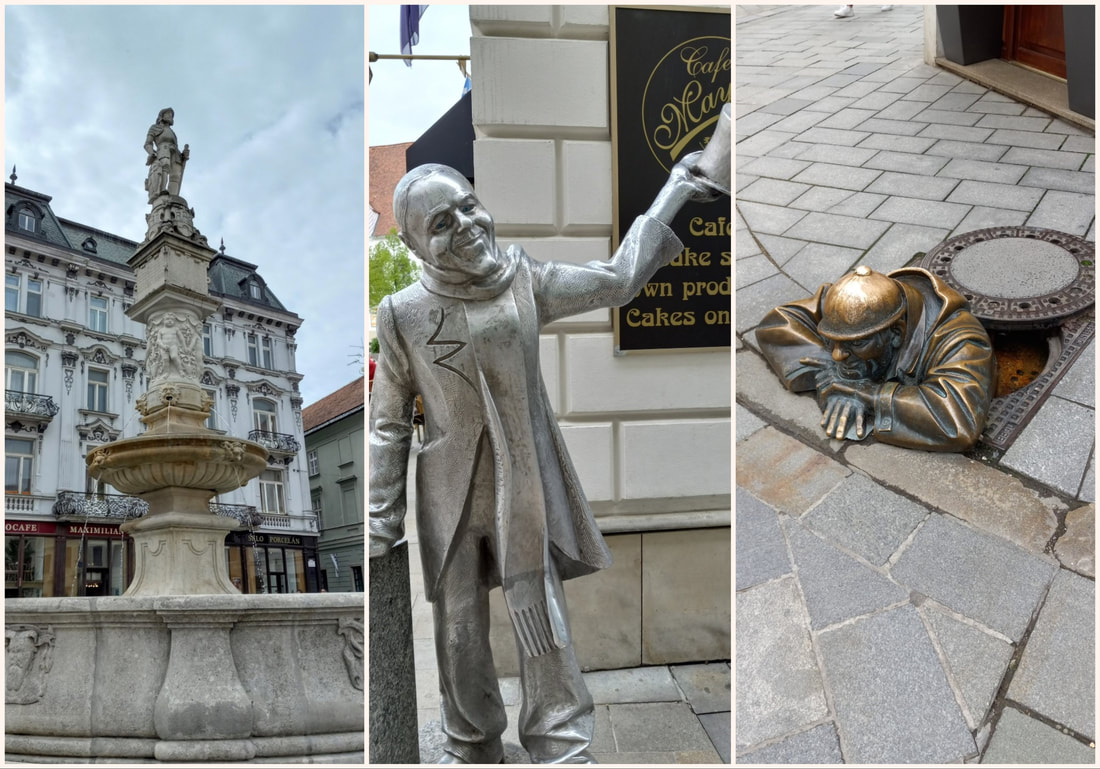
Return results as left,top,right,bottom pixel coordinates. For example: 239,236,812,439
399,170,499,283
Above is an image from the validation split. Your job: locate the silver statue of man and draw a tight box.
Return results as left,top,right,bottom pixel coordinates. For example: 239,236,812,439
369,154,722,763
144,107,189,202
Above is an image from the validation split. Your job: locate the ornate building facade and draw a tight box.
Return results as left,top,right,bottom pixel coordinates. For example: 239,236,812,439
5,178,319,597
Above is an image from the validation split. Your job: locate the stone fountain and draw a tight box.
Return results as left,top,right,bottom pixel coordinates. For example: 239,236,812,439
5,109,364,763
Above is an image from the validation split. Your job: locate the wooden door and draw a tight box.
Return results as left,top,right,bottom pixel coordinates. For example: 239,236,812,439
1003,6,1067,78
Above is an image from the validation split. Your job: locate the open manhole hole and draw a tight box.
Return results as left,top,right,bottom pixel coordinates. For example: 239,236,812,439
920,227,1095,450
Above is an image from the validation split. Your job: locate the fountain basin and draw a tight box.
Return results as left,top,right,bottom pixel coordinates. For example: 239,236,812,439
5,593,364,762
86,433,268,498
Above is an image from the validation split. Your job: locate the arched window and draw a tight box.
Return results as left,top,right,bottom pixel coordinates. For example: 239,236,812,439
5,351,38,393
253,399,278,434
16,207,38,233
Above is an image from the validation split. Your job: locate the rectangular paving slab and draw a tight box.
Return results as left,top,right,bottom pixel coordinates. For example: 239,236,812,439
981,706,1095,764
817,605,976,763
890,514,1058,641
735,486,791,590
737,722,843,764
736,428,850,516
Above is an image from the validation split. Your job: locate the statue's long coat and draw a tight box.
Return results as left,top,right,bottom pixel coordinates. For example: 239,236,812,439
369,216,682,601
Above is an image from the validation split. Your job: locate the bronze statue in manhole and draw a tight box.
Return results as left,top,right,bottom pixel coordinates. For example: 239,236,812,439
757,265,995,452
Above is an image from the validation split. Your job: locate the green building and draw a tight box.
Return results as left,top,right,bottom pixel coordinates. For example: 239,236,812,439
303,377,364,592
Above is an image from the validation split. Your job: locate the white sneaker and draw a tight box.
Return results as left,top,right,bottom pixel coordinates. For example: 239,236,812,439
881,5,894,10
834,5,854,17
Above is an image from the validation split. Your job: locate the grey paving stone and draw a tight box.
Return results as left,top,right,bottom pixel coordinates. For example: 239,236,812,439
891,514,1058,641
788,85,842,103
867,170,959,201
737,129,799,158
792,143,879,167
1018,166,1096,194
784,242,863,293
755,233,808,265
864,149,950,175
1001,146,1090,172
928,91,983,112
918,123,995,143
804,473,927,566
735,403,766,444
1001,396,1094,498
1062,135,1095,154
817,108,878,130
791,162,881,191
788,186,854,213
1051,341,1094,408
803,95,858,115
986,128,1065,150
1044,118,1090,136
735,224,761,258
737,722,843,764
757,97,817,116
911,108,982,126
860,222,950,273
735,576,828,750
878,77,934,95
871,99,927,121
925,139,1008,161
737,110,786,139
697,713,730,763
857,132,939,154
735,272,807,334
947,180,1045,212
736,172,759,192
736,254,779,290
784,211,891,249
584,666,682,705
981,706,1095,764
849,91,906,113
951,206,1029,236
1055,503,1095,578
1079,457,1094,503
830,80,880,99
869,196,970,229
735,486,791,591
923,605,1014,728
737,200,808,236
1082,155,1095,174
794,127,872,147
738,156,813,180
610,701,716,753
736,427,850,515
1025,190,1096,236
1008,569,1095,738
670,663,731,715
768,109,832,136
590,704,616,754
975,114,1053,132
739,178,813,206
736,350,843,452
826,191,888,218
939,157,1027,184
861,118,929,136
966,96,1026,116
817,605,976,763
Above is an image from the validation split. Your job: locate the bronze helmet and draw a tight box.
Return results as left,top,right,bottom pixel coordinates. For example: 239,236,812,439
819,266,905,341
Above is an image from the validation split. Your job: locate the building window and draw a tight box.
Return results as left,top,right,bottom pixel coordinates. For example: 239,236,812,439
89,295,108,333
253,399,277,434
202,324,213,357
351,565,363,592
6,274,42,317
307,450,319,477
6,351,39,393
261,337,273,369
17,209,37,233
259,470,286,515
246,333,259,366
87,369,109,412
249,281,262,300
311,493,323,530
6,437,34,494
204,388,218,430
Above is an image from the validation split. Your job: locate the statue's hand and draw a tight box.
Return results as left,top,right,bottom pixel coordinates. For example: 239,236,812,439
817,376,876,411
674,151,721,203
821,394,869,440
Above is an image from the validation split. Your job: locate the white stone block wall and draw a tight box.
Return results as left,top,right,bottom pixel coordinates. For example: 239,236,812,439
470,5,731,525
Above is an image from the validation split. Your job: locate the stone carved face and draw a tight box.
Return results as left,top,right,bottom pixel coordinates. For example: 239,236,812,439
399,172,499,282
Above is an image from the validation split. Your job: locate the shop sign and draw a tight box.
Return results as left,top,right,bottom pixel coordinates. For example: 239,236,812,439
67,524,125,538
5,521,58,535
612,6,731,351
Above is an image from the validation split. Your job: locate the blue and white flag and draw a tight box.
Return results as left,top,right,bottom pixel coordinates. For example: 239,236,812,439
462,76,472,96
400,5,428,67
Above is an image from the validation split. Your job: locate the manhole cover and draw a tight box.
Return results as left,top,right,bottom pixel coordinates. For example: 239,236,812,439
921,227,1095,329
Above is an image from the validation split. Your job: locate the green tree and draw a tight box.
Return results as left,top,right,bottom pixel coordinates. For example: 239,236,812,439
369,228,420,311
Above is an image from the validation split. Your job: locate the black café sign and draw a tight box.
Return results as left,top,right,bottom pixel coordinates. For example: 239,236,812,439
612,6,731,351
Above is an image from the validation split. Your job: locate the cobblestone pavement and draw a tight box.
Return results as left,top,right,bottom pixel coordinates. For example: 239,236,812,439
400,447,731,764
735,4,1094,764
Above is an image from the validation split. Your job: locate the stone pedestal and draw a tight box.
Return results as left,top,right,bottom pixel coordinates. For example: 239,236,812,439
369,540,420,764
122,511,243,596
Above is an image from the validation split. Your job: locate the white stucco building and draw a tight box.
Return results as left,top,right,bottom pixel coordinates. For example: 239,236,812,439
5,178,320,597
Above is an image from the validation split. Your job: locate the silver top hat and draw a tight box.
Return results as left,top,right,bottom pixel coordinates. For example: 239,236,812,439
689,103,731,197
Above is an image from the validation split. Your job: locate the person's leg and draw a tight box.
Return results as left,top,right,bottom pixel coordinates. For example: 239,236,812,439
433,536,507,763
834,4,854,17
516,560,596,764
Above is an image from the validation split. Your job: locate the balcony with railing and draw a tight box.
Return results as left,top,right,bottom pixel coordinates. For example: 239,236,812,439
248,430,301,464
256,511,319,532
5,390,60,431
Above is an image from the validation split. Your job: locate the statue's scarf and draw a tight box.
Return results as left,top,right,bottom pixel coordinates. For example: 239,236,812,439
421,246,567,657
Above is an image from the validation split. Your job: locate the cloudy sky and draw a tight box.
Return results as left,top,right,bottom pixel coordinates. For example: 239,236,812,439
5,5,364,408
367,4,472,147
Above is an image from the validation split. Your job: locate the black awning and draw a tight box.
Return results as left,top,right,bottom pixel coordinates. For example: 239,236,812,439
406,90,475,182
